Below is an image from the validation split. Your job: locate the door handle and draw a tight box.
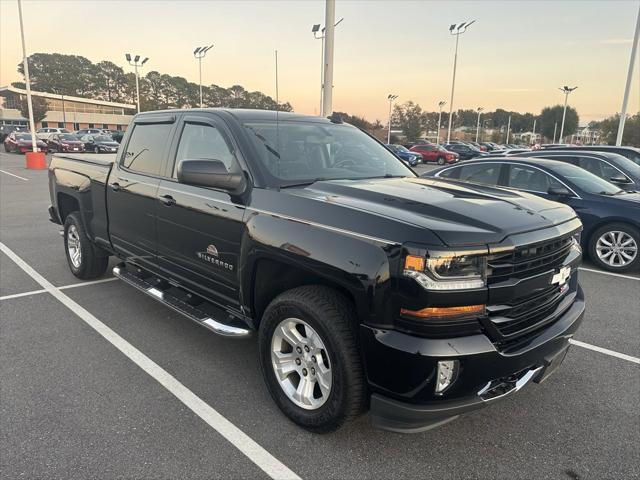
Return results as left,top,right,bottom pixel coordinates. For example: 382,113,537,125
110,182,121,192
159,194,176,206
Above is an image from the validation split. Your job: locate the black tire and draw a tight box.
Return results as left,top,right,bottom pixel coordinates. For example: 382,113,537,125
63,212,109,279
588,223,640,272
93,146,99,154
259,285,367,433
437,156,445,165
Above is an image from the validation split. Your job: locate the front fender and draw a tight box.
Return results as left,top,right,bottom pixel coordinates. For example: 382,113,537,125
240,210,402,325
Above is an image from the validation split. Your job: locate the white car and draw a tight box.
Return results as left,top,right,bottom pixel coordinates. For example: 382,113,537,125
36,127,71,141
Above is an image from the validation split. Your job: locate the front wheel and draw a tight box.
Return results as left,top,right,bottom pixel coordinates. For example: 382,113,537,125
93,146,100,154
588,223,639,272
259,286,367,433
63,212,109,279
437,156,445,165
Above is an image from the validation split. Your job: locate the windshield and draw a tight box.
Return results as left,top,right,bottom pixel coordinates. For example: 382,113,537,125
394,145,410,152
243,120,415,186
16,134,32,140
549,162,624,195
60,134,77,141
92,135,113,142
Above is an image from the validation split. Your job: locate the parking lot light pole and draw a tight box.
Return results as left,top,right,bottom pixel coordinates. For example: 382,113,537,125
505,115,511,144
17,0,37,153
193,45,213,108
126,54,149,113
436,100,446,144
616,4,640,146
387,94,398,144
553,122,558,143
558,85,577,143
446,20,475,143
475,107,483,142
321,0,337,117
312,18,343,116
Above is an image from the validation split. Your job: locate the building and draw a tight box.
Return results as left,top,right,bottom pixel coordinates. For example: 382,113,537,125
0,86,136,131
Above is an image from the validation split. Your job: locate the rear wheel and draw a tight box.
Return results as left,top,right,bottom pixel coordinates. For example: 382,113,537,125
437,156,445,165
259,286,367,433
63,212,109,279
589,223,639,272
93,146,100,154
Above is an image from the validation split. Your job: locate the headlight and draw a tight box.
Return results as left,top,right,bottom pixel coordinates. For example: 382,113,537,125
404,252,487,290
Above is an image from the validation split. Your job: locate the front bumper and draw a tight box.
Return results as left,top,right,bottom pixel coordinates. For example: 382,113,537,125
364,285,585,433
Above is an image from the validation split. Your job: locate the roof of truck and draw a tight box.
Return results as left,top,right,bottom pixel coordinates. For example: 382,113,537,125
136,108,338,124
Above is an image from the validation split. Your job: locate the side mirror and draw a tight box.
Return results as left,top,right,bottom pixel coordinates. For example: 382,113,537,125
547,186,572,196
609,175,630,184
177,159,245,193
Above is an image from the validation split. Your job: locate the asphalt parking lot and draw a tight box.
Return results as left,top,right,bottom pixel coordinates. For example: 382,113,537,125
1,151,638,480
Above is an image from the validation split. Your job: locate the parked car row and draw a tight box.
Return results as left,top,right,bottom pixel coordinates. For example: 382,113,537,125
424,145,640,272
3,130,122,154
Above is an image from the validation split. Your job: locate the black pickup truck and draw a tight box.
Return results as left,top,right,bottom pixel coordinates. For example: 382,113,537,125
48,109,585,433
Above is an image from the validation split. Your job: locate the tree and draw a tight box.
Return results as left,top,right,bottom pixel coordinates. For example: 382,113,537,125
539,105,579,141
14,52,294,113
591,113,640,146
391,101,425,141
19,95,49,125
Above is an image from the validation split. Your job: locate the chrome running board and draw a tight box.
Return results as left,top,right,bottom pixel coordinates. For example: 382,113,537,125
112,263,252,338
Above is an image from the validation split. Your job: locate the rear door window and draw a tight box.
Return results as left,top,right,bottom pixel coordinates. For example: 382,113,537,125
121,123,173,176
457,163,502,185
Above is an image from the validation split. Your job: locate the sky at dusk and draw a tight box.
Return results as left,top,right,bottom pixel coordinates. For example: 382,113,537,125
1,0,638,124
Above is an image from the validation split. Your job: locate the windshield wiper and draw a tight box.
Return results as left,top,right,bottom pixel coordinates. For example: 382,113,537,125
280,178,326,189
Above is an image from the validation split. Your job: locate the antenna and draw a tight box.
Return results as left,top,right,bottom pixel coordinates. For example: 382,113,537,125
275,49,280,180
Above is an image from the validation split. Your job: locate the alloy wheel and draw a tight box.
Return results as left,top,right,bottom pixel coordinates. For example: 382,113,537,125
270,318,332,410
67,224,82,268
595,230,637,267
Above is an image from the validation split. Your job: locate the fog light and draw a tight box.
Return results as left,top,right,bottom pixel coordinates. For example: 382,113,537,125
435,360,458,395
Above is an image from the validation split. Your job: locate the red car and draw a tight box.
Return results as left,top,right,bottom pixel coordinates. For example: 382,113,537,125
47,133,85,153
409,144,459,164
3,132,48,153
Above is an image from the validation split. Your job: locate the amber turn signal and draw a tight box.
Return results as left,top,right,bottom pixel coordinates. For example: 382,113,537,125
400,304,485,320
404,255,425,271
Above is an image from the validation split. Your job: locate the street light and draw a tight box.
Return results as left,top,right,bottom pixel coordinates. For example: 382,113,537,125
558,85,577,143
312,17,343,116
126,53,149,113
616,4,640,145
436,100,446,144
17,0,38,153
475,107,484,142
446,20,475,143
387,94,398,144
194,44,213,108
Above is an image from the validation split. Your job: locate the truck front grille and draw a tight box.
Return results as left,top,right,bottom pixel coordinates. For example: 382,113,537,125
486,286,573,340
484,232,578,345
487,235,574,285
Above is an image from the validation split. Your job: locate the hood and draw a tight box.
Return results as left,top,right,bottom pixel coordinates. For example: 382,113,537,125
96,141,119,147
61,140,83,144
287,177,578,246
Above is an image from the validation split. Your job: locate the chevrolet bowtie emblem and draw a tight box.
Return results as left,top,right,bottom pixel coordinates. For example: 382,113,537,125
551,266,571,286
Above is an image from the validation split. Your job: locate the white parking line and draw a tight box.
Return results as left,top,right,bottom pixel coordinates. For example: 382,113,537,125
0,169,29,181
570,339,640,364
0,242,301,480
0,277,118,301
579,267,640,281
